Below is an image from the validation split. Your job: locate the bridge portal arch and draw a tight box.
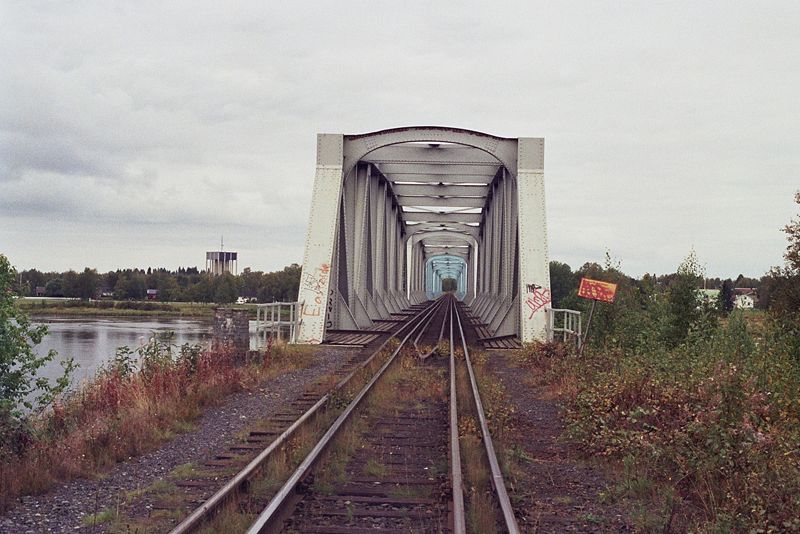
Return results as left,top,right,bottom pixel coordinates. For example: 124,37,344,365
405,230,476,304
296,126,549,344
425,254,468,301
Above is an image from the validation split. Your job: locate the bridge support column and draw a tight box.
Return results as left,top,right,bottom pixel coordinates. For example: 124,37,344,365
516,138,550,342
296,134,344,344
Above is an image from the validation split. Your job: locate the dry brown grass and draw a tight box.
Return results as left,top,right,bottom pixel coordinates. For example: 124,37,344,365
0,341,314,511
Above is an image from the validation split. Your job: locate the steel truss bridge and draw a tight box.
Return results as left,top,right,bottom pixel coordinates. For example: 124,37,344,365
296,126,551,345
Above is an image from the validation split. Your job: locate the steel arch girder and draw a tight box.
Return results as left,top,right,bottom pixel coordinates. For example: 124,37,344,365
342,126,521,180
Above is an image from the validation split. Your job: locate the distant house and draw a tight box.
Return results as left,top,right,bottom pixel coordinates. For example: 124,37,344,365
734,288,757,309
146,289,158,301
34,286,46,297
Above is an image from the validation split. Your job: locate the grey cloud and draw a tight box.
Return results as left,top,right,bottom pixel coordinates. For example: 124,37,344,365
1,1,798,276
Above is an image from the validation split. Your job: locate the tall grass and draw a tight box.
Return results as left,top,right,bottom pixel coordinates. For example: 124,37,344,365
0,336,311,511
518,313,800,531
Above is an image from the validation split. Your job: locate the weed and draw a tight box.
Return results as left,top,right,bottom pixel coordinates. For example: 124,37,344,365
363,458,387,477
580,513,603,525
82,507,116,526
455,357,501,532
514,313,800,531
168,462,197,480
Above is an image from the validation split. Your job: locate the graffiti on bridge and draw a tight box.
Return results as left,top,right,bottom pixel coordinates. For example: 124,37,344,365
300,263,331,318
524,282,551,319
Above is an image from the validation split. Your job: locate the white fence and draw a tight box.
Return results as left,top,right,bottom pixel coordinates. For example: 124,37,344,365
546,308,582,349
255,302,299,347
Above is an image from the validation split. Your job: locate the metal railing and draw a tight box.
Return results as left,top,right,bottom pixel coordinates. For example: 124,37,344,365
255,302,299,346
547,308,582,349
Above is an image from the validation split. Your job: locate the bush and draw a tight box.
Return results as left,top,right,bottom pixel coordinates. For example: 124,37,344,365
1,255,74,452
516,237,800,530
519,311,800,530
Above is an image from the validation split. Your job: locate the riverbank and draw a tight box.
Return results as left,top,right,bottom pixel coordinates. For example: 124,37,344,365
0,339,317,515
15,299,257,318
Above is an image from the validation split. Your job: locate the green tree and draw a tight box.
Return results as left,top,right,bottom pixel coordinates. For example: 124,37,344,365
20,269,46,297
765,191,800,316
664,251,702,346
75,268,99,300
571,254,637,348
114,272,146,300
1,255,75,445
45,278,64,297
61,270,79,298
718,279,735,314
549,261,578,308
155,275,181,302
783,191,800,273
239,267,263,299
103,270,119,294
212,273,238,304
759,191,800,360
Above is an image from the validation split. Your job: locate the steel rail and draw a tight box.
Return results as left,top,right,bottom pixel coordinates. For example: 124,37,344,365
412,295,444,358
246,298,448,534
453,300,521,534
448,297,467,534
414,294,449,359
168,299,440,534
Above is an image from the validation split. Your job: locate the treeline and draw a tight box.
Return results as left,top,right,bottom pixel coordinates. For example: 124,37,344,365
13,264,302,304
547,191,800,353
550,258,788,313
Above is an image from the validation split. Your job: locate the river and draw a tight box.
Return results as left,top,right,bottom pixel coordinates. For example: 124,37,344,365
31,316,260,387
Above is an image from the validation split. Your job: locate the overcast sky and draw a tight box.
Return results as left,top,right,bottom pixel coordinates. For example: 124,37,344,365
1,1,798,278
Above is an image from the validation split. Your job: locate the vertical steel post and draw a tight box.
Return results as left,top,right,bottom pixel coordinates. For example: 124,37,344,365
296,134,344,344
516,138,550,342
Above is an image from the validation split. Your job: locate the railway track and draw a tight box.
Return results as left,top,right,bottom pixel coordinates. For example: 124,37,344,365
170,296,519,533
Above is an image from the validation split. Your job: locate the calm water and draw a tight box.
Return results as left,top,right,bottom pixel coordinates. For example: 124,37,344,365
32,316,259,387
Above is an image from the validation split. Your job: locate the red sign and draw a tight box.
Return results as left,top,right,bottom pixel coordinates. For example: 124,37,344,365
578,278,617,303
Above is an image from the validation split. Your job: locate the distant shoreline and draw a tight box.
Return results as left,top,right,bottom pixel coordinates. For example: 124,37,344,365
16,299,257,318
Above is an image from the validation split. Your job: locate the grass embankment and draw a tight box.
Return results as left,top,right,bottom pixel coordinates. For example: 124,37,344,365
516,314,800,532
15,299,258,318
0,339,314,512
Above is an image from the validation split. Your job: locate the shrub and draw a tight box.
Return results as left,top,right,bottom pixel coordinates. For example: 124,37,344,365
518,313,800,530
1,255,75,454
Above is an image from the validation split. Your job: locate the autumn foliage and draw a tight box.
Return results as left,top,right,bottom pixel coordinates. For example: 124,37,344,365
520,311,800,530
